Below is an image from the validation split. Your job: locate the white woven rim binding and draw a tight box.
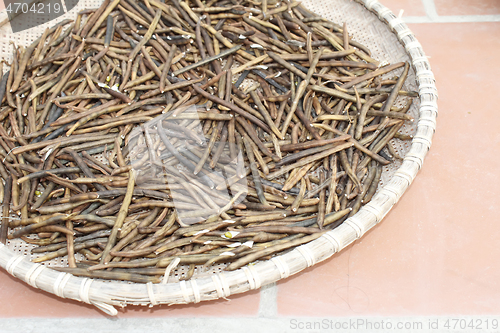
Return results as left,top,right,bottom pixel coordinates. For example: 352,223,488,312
364,0,377,10
418,82,438,90
296,246,316,267
242,266,261,290
211,274,225,298
147,282,158,306
0,0,437,313
412,135,432,148
397,28,414,40
412,55,430,65
383,183,402,199
271,257,291,279
242,267,255,289
415,70,436,80
92,302,118,316
344,219,363,239
393,169,414,185
388,17,403,29
322,232,341,253
248,265,261,289
190,280,201,303
79,278,93,304
404,41,422,52
219,273,231,297
53,272,71,298
179,280,190,303
24,264,46,288
376,7,392,18
6,256,24,275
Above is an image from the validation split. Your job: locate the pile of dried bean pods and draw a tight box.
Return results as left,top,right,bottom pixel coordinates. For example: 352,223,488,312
0,0,417,283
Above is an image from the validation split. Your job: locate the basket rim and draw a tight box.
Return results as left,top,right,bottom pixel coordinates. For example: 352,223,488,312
0,0,438,316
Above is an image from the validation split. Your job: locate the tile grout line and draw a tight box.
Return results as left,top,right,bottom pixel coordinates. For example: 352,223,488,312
258,282,278,318
421,0,439,21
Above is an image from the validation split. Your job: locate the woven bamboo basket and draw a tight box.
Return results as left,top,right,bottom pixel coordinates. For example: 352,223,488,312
0,0,437,315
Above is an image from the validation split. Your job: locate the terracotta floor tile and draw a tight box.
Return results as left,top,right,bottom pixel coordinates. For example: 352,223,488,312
277,22,500,316
434,0,500,16
0,269,260,317
380,0,427,17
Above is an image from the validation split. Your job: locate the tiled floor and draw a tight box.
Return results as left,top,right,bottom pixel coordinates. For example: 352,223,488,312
0,0,500,331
